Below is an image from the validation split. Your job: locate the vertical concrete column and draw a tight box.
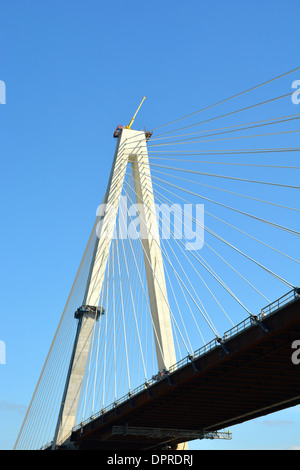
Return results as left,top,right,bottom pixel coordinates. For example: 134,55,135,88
85,129,130,307
55,306,102,446
127,130,177,372
128,130,187,450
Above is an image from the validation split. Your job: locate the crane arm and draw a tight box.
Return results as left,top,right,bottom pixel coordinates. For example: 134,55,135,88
126,96,146,129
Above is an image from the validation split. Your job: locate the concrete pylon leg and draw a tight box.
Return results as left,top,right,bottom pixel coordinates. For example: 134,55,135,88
127,130,188,450
53,130,130,446
53,306,103,447
129,148,176,371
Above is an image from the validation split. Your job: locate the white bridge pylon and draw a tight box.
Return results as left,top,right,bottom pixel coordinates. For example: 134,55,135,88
55,128,178,445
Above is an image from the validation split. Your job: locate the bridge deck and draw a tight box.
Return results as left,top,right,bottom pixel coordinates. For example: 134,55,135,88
66,295,300,450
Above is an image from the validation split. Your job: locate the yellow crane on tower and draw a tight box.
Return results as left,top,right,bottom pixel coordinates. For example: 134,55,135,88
113,96,152,140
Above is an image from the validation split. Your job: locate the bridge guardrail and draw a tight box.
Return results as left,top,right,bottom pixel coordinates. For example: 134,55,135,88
259,287,299,317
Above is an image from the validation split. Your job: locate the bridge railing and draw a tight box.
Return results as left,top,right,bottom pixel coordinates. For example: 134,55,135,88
259,287,299,318
170,288,299,374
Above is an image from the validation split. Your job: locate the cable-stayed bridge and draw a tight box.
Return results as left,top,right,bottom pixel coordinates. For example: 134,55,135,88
14,67,300,450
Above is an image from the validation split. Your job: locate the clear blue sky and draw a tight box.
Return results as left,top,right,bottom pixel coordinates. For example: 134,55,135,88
0,0,299,451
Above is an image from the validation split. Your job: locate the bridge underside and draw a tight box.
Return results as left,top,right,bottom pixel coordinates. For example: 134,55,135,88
65,298,299,450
